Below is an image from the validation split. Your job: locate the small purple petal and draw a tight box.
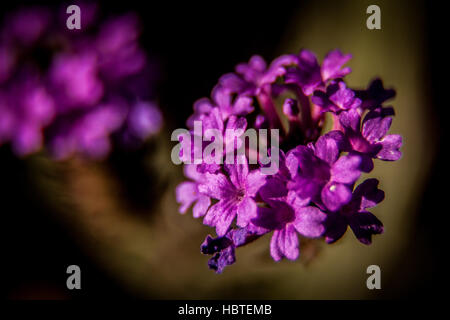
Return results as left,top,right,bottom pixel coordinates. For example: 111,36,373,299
376,134,402,161
324,212,348,244
252,201,295,230
236,196,257,227
208,246,236,273
219,73,251,95
314,132,341,165
353,178,385,210
224,155,249,188
246,170,267,196
183,164,204,182
175,181,198,214
203,200,237,237
198,172,234,199
201,234,233,255
294,206,327,238
349,211,384,245
321,182,352,212
193,195,211,218
356,78,396,110
362,115,392,143
331,154,362,184
270,225,299,261
329,81,361,110
339,109,361,132
285,49,322,96
321,49,352,82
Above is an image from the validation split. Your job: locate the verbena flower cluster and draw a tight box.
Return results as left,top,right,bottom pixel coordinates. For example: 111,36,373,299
0,5,161,159
176,49,402,273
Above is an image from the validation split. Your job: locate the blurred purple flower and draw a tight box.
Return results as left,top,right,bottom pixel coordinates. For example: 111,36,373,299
3,7,50,46
0,5,162,159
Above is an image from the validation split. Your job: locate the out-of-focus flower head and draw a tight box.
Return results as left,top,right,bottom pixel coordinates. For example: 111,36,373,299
0,4,162,159
175,48,402,273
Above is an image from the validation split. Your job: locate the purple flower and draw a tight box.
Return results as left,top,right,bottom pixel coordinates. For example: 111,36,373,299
12,122,43,156
49,52,104,110
187,89,252,129
96,13,147,79
339,107,402,170
285,50,322,96
181,103,248,175
127,102,163,140
0,75,56,155
324,179,384,245
252,179,327,261
201,234,235,273
285,49,352,96
312,80,361,113
198,156,267,236
286,131,362,212
211,86,254,120
219,55,288,96
48,102,127,160
0,5,162,158
3,7,50,46
186,98,213,129
201,225,267,273
355,78,396,110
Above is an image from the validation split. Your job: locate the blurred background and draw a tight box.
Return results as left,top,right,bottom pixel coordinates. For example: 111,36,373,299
1,0,445,299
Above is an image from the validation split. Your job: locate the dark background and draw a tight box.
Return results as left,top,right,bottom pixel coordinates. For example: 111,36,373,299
0,0,445,299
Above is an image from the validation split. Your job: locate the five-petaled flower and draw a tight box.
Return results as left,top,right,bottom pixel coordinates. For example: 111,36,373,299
198,156,266,236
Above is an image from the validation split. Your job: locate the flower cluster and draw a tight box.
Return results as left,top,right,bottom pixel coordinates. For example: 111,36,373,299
176,49,402,273
0,5,162,159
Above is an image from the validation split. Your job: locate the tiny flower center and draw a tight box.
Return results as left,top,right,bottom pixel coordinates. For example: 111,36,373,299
236,189,246,201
